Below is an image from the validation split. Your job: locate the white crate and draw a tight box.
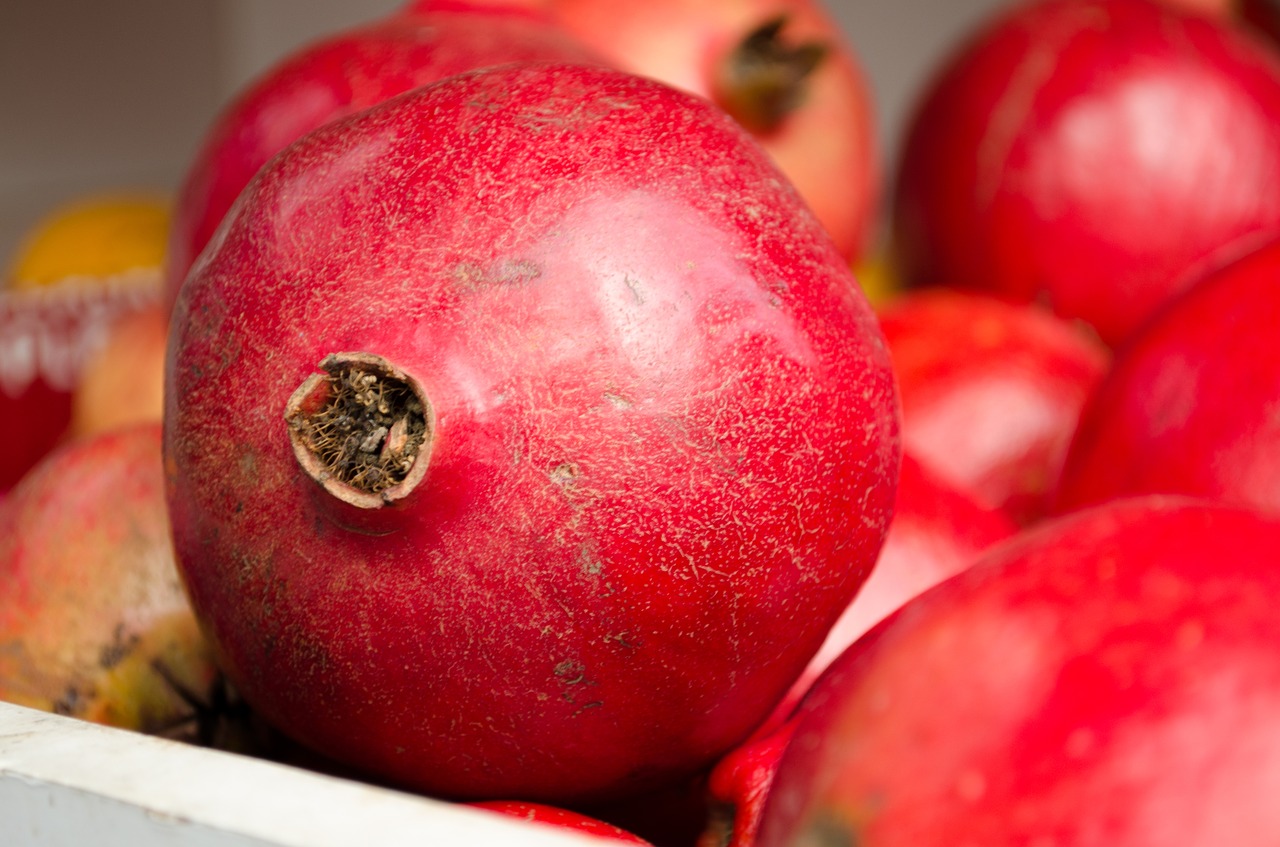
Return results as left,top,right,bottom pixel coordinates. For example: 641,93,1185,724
0,701,606,846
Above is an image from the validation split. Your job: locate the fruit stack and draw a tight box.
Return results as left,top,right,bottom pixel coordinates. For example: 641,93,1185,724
6,0,1280,844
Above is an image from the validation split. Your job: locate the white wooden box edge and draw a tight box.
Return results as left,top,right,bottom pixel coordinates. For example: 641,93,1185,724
0,700,610,846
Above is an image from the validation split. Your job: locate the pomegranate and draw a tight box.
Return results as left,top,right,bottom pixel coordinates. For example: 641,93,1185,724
163,1,600,309
472,800,653,845
878,289,1108,524
703,456,1015,847
537,0,879,262
699,719,797,847
165,63,900,803
757,497,1280,846
892,0,1280,346
70,301,167,437
779,453,1016,713
0,424,227,744
1054,237,1280,515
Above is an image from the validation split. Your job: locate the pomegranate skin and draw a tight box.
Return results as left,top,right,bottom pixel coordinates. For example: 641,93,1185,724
540,0,879,263
165,63,899,803
757,498,1280,847
163,3,599,309
1055,238,1280,515
784,453,1016,706
878,289,1109,525
893,0,1280,347
754,453,1017,741
0,424,221,742
699,719,798,847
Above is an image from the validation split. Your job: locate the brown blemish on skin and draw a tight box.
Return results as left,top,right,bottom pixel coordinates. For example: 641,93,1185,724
98,624,140,670
797,812,862,847
550,461,582,488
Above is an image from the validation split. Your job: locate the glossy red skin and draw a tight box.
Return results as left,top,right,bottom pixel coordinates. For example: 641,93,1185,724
537,0,879,263
163,2,599,310
757,498,1280,846
699,720,796,847
893,0,1280,347
471,800,653,845
1054,238,1280,514
709,456,1015,847
878,289,1108,525
165,63,900,803
776,453,1016,717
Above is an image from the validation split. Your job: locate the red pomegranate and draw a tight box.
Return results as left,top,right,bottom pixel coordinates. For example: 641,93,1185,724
1054,237,1280,515
163,1,600,309
699,719,797,847
780,453,1016,711
893,0,1280,346
756,498,1280,846
878,289,1109,524
0,423,225,743
165,62,900,803
538,0,879,263
701,456,1015,847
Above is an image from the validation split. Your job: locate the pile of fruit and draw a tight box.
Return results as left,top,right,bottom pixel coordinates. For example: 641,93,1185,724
6,0,1280,843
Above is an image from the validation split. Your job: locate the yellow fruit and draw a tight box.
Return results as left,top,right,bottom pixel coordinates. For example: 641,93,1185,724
6,192,170,290
852,247,900,308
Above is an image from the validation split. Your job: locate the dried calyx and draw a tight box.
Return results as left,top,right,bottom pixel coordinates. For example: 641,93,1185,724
285,352,432,508
714,15,829,135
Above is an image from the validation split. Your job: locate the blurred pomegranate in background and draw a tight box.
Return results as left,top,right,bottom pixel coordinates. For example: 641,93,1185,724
70,302,167,438
757,498,1280,847
1054,237,1280,515
878,289,1108,525
780,454,1017,711
540,0,880,263
893,0,1280,347
0,424,228,745
163,0,600,309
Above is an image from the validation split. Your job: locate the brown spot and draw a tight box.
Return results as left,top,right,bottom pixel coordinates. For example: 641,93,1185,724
98,624,140,670
550,461,582,489
52,688,77,715
797,812,861,847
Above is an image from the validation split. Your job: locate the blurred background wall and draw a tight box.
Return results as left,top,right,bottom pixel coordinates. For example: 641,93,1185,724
0,0,1008,261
